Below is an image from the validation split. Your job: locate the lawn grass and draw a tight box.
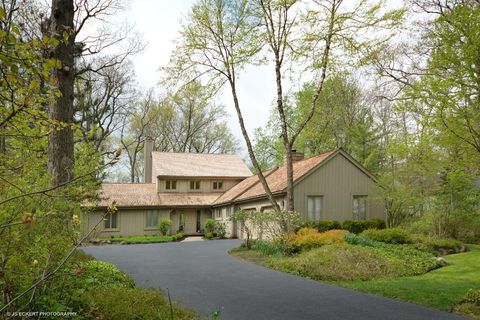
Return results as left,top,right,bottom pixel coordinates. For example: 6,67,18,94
333,245,480,312
102,235,174,244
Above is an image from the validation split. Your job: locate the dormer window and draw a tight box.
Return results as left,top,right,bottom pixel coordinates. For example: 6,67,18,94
190,180,200,190
166,180,176,190
213,181,223,190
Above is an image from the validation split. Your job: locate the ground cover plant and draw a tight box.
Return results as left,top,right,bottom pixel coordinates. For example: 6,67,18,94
22,250,199,319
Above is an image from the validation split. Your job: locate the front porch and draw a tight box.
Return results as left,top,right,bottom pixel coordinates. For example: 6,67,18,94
169,207,212,235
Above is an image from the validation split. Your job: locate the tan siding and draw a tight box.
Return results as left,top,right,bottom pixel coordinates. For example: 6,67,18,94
293,153,385,222
84,209,170,238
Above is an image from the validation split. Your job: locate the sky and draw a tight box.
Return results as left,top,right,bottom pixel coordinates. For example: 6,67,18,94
122,0,277,154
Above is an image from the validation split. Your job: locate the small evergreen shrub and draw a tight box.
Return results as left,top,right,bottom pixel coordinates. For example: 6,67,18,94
172,232,184,241
204,232,214,239
342,219,386,234
317,220,342,232
344,233,378,247
205,219,215,233
362,228,413,244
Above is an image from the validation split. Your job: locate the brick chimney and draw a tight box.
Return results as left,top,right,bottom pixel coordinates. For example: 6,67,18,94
284,149,304,166
144,137,153,183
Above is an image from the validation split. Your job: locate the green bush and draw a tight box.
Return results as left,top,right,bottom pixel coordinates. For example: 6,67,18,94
362,228,413,244
172,232,185,241
342,219,385,234
158,219,172,236
269,244,395,281
369,219,386,229
214,221,227,239
204,232,214,239
298,220,317,230
344,233,378,247
205,218,215,233
374,243,441,276
268,242,440,281
82,287,199,320
412,235,466,255
317,220,342,232
75,260,136,288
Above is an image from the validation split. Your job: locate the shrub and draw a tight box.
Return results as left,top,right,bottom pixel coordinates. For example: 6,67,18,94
342,220,368,234
454,289,480,319
204,232,214,240
172,232,184,241
342,219,386,234
362,228,413,244
269,244,395,281
290,228,348,251
412,235,466,255
369,219,386,229
374,243,441,276
76,260,136,288
82,287,199,320
205,218,215,233
158,219,172,236
317,220,342,232
298,220,317,230
268,242,440,281
214,221,227,239
344,233,378,247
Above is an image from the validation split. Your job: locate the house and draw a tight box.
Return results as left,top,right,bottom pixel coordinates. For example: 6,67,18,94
82,139,385,238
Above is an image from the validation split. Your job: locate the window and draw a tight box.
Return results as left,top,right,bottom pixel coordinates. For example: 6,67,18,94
353,195,368,220
307,196,323,221
214,208,222,219
190,180,200,190
104,213,118,229
213,181,223,190
145,210,160,228
165,180,176,190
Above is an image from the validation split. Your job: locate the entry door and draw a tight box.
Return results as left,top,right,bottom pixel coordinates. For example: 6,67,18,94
184,211,197,234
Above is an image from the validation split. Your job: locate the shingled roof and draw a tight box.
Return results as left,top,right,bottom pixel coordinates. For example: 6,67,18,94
214,150,335,205
151,152,252,178
96,183,159,207
95,184,222,207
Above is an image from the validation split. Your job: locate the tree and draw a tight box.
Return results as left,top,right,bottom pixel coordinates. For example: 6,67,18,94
165,0,282,211
169,0,404,211
46,0,75,186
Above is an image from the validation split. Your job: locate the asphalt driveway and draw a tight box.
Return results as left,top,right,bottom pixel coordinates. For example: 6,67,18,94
82,240,468,320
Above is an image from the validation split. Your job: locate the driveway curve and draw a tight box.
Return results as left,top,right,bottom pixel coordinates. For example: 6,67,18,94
82,240,468,320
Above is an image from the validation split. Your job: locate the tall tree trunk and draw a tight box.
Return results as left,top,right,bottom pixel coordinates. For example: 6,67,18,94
229,79,281,212
47,0,75,186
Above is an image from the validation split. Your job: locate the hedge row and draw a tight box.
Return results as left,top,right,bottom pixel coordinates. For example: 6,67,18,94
300,219,386,234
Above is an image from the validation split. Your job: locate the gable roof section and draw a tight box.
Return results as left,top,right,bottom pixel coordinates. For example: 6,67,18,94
213,168,278,205
151,152,252,178
234,151,335,202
